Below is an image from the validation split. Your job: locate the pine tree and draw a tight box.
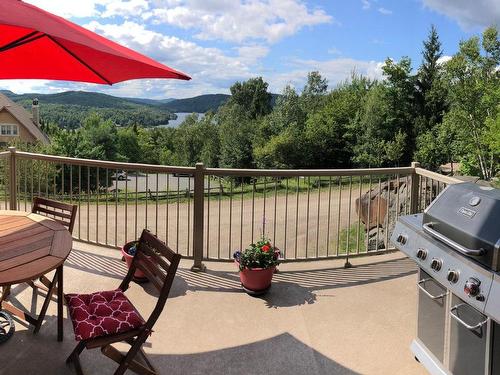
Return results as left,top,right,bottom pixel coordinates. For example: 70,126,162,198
416,25,447,133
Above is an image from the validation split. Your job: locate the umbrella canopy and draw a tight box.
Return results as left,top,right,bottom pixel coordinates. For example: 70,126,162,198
0,0,190,84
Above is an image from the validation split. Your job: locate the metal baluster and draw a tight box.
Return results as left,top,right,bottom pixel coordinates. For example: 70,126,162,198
114,169,118,247
294,176,299,259
305,176,310,258
251,178,255,239
217,176,222,259
206,176,210,258
125,170,128,243
375,177,381,251
145,172,148,230
78,166,81,240
316,176,321,258
87,166,90,241
327,176,333,257
336,177,342,256
366,175,372,252
284,178,289,259
105,169,108,245
135,170,138,240
263,177,267,237
356,175,362,254
96,167,99,243
155,173,159,236
228,179,233,258
187,175,191,256
273,178,278,244
176,175,180,254
240,177,244,252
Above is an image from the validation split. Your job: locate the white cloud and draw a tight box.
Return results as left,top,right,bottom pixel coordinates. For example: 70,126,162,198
150,0,333,44
378,7,393,15
437,55,452,65
84,21,254,86
422,0,500,29
362,0,371,10
24,0,110,18
101,0,150,18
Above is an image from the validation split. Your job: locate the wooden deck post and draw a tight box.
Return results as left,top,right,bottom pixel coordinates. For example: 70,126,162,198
191,162,206,272
8,147,17,210
410,162,420,214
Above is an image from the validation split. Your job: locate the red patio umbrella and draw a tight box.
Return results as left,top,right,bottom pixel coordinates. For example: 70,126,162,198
0,0,191,84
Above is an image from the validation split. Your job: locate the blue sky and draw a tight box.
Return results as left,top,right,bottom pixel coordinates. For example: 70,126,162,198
2,0,498,99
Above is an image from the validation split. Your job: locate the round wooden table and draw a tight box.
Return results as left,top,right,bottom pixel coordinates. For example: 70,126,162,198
0,210,72,341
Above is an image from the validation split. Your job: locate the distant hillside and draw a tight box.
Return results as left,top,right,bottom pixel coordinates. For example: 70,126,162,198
0,90,280,128
0,90,174,129
161,94,230,113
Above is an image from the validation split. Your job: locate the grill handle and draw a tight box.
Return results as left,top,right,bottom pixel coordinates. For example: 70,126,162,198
422,223,486,256
450,304,489,330
417,278,447,300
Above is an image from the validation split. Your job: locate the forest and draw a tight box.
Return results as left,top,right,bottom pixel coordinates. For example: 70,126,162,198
18,26,500,181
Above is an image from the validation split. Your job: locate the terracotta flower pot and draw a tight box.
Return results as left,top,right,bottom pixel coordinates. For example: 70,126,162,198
121,242,149,283
236,262,276,295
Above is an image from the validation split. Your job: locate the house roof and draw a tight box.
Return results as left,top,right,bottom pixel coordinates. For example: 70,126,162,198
0,93,49,144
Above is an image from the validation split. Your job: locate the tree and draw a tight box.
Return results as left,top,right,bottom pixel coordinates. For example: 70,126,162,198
443,27,500,179
228,77,272,119
218,105,255,169
301,71,328,114
254,85,308,168
416,25,448,133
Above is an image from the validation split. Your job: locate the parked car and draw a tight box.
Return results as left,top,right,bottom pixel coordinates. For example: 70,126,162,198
114,171,127,180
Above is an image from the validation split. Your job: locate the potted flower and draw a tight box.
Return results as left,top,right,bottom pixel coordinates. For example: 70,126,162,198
121,241,149,283
233,238,280,295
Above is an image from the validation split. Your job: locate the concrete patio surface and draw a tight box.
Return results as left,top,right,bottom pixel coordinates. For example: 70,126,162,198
0,243,426,375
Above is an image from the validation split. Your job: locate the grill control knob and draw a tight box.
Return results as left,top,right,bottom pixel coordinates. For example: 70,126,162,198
447,270,459,283
416,248,428,260
464,278,481,297
397,234,408,245
430,258,442,271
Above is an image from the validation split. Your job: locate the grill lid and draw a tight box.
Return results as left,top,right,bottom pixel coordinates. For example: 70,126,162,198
422,183,500,267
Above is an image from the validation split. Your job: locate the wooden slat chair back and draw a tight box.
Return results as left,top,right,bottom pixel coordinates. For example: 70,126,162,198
32,197,78,234
66,229,182,375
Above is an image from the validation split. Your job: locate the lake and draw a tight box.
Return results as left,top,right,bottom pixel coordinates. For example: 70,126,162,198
160,112,204,128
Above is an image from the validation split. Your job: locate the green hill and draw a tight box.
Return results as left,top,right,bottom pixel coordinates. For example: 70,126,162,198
161,94,230,113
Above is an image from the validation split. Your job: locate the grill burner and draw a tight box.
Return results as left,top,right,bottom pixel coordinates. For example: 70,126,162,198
391,183,500,375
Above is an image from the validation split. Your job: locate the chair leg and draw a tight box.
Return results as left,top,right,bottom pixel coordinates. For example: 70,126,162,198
33,268,58,334
66,341,86,375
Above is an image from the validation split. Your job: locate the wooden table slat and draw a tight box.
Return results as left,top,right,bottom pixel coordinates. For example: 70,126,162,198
0,231,54,262
0,255,62,286
0,247,51,272
0,224,51,247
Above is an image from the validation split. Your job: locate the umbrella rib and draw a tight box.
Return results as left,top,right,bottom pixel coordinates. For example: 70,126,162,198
46,35,113,85
0,31,45,53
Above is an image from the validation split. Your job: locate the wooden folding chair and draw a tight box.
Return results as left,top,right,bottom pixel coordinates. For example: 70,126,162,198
66,229,182,375
0,197,77,337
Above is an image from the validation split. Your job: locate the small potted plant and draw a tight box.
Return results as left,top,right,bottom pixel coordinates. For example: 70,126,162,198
121,241,149,283
233,238,280,295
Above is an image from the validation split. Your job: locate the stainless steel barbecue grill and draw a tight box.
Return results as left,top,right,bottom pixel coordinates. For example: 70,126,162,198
391,182,500,375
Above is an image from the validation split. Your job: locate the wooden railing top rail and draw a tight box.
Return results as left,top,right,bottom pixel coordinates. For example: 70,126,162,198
14,151,196,174
204,166,414,177
415,167,462,185
7,149,462,183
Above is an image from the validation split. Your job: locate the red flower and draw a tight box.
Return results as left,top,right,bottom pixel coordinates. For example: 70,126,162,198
261,245,271,252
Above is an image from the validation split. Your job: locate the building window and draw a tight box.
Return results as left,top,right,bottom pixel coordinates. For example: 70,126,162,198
0,124,18,136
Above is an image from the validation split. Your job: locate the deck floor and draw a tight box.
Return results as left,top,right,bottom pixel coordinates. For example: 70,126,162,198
0,243,426,375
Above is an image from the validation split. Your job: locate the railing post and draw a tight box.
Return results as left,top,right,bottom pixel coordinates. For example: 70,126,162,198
191,162,206,272
8,147,17,210
410,162,420,214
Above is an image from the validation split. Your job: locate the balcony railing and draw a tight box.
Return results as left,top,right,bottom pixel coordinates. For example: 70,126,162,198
0,147,461,270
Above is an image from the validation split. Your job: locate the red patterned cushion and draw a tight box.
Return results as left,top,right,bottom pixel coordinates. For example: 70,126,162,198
65,289,145,341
